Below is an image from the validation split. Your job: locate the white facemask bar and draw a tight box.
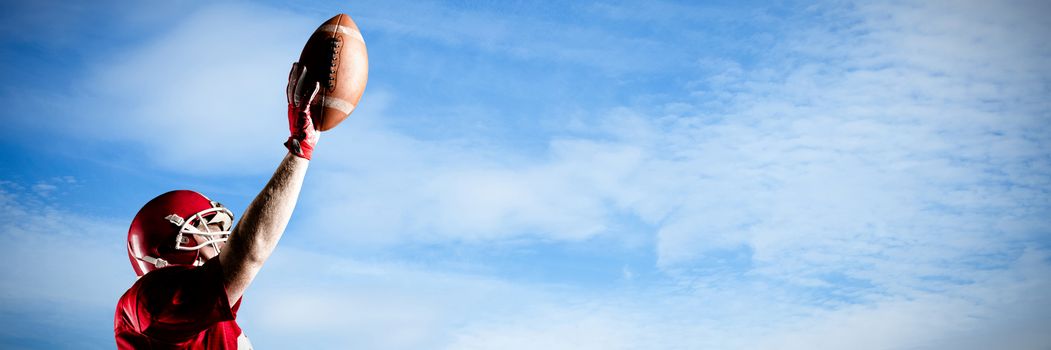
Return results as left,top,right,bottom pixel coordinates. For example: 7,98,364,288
167,206,235,252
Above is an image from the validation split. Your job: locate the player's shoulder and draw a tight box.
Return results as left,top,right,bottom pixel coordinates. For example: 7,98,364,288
124,265,202,304
115,267,190,333
119,265,186,303
120,258,225,307
133,259,226,296
137,265,197,287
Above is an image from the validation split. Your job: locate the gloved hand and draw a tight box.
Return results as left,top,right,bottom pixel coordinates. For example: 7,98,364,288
284,62,321,160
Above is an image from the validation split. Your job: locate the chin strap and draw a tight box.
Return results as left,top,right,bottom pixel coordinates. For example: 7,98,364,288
137,254,206,270
138,255,169,269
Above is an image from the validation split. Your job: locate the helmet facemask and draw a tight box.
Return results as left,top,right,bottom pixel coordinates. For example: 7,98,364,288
166,205,235,265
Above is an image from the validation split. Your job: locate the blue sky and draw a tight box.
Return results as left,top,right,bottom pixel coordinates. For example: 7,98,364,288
2,0,1050,348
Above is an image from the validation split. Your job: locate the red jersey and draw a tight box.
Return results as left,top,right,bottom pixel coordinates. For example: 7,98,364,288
114,257,252,349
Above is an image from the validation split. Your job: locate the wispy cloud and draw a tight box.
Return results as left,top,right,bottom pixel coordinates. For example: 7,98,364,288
437,248,1051,350
0,182,129,348
50,4,315,175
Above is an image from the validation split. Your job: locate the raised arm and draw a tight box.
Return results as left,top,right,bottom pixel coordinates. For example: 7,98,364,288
219,153,307,303
219,63,321,304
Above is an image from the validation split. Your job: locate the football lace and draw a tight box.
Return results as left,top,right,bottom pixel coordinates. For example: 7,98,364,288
328,36,343,90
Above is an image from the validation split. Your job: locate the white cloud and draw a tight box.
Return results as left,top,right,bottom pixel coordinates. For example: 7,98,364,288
446,307,642,350
295,97,652,244
747,248,1051,350
236,246,554,349
27,176,78,198
0,183,131,346
357,1,679,74
30,182,57,197
433,247,1051,350
60,3,316,175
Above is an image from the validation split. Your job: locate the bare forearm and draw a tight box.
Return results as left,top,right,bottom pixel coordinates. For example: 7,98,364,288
220,153,309,303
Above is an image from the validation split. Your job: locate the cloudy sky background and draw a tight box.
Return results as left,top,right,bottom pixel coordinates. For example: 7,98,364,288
1,0,1049,348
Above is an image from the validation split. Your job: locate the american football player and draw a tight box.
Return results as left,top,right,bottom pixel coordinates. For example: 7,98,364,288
114,63,321,349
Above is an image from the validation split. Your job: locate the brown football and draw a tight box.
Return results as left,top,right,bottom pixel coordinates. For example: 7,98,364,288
298,13,368,131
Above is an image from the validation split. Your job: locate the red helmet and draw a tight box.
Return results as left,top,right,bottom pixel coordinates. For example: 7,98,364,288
127,190,234,276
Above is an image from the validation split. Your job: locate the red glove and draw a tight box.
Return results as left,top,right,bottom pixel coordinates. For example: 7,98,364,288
284,62,321,160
